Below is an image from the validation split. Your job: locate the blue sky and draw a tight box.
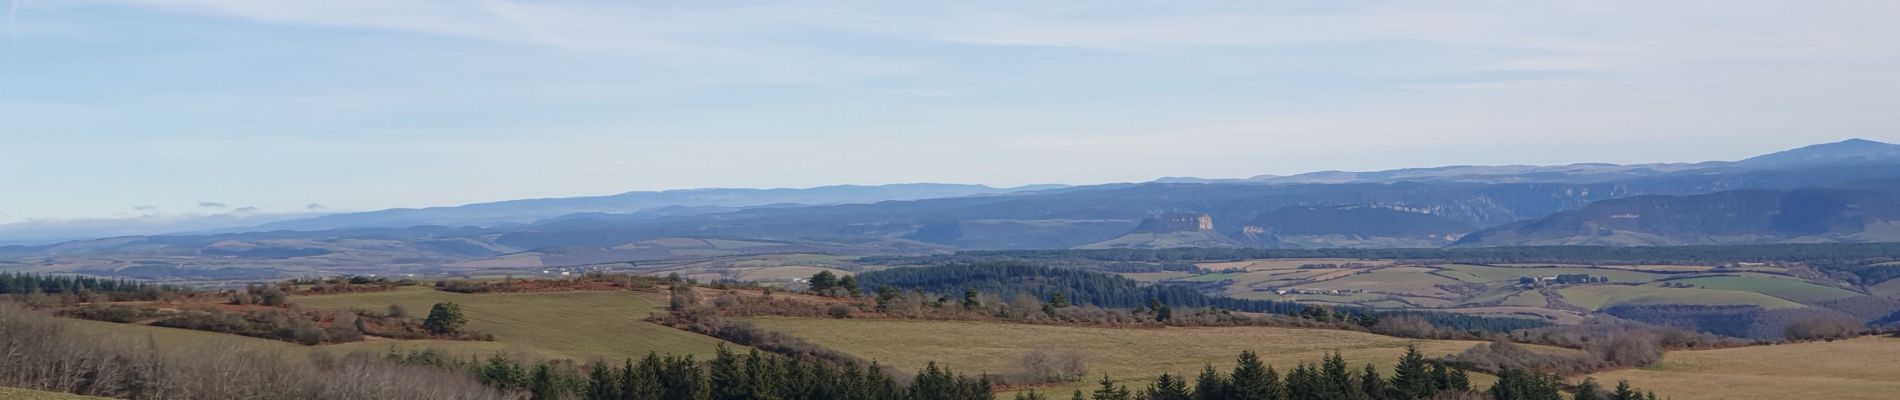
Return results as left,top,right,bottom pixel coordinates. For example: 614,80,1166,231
2,0,1897,228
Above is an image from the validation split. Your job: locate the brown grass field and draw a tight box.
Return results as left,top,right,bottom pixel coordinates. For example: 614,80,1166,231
291,287,733,361
1587,336,1900,400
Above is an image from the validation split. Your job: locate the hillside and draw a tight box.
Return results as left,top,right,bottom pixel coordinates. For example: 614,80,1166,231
1240,206,1476,248
1455,189,1900,247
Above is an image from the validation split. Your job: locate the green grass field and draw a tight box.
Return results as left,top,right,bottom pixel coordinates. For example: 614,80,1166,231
292,287,732,361
1588,337,1900,400
743,317,1563,395
1657,275,1861,304
1555,285,1806,311
740,266,852,282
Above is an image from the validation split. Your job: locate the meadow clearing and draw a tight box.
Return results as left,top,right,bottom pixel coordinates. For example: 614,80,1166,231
291,287,731,361
1587,336,1900,400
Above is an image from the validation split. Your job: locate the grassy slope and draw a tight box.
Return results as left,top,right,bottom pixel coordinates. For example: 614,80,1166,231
1555,285,1806,311
745,317,1561,395
1660,275,1862,303
1588,337,1900,400
292,287,731,360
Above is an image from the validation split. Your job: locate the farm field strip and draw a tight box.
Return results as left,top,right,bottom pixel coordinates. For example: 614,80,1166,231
291,287,733,360
1587,337,1900,400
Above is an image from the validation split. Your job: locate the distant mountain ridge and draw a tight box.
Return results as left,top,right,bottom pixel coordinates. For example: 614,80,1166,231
8,138,1900,279
1162,138,1900,185
242,183,1066,232
1454,188,1900,247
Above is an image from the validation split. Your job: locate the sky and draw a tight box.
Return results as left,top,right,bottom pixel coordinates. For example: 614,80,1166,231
2,0,1898,227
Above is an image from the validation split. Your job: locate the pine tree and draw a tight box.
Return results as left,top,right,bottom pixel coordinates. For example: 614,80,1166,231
1611,380,1636,400
1448,369,1471,392
624,355,664,400
586,360,618,400
529,363,558,400
1429,363,1451,392
1321,352,1352,400
1144,373,1192,400
1193,363,1229,400
1573,378,1602,400
743,350,781,400
836,275,860,296
1359,364,1388,400
1391,345,1432,399
1230,351,1277,400
422,302,467,335
480,353,528,389
1071,390,1086,400
1091,374,1132,400
710,344,749,400
809,271,838,293
963,288,982,310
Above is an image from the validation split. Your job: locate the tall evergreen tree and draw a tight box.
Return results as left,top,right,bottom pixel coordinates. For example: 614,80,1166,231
625,355,664,400
1320,352,1352,400
528,363,558,400
586,360,619,400
1143,373,1192,400
1193,363,1229,400
709,345,748,400
1230,351,1284,400
1429,364,1451,392
1358,364,1388,400
1447,369,1471,393
1390,345,1433,399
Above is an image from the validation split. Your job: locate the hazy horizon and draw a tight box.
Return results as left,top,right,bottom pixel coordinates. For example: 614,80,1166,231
5,1,1899,224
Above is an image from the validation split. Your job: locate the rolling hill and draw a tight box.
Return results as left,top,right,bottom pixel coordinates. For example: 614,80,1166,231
1454,189,1900,247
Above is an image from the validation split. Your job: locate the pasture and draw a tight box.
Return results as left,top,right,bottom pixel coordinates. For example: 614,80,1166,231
1588,336,1900,400
1656,275,1861,303
1554,285,1806,311
292,287,732,360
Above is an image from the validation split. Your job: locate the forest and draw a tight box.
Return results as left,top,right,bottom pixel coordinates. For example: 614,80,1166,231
852,262,1550,334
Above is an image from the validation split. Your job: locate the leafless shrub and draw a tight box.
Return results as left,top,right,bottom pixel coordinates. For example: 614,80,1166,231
1005,348,1088,384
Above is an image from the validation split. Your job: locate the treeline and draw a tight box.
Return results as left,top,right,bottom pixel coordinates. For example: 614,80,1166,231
924,243,1900,265
0,272,176,301
0,301,512,400
388,344,994,400
853,263,1547,334
1053,346,1661,400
